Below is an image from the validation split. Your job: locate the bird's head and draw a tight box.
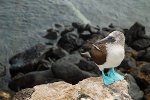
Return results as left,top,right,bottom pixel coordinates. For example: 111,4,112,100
94,31,125,46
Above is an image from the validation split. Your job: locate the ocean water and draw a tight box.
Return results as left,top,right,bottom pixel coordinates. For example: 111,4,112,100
0,0,150,89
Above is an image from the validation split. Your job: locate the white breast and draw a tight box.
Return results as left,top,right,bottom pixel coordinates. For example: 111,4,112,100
98,44,124,70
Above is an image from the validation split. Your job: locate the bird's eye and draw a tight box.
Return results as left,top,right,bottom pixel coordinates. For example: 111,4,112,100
108,36,115,42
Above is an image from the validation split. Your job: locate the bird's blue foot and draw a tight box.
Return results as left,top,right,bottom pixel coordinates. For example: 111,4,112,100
107,68,124,81
101,70,114,85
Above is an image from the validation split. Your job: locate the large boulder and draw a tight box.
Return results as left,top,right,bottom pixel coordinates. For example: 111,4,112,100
51,58,97,84
13,74,143,100
8,69,59,92
136,47,150,62
58,32,84,53
9,44,51,77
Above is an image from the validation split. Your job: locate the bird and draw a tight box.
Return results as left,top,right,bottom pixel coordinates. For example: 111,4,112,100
81,31,125,85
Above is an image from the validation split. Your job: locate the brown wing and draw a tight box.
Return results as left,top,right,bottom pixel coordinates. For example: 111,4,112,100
89,44,107,65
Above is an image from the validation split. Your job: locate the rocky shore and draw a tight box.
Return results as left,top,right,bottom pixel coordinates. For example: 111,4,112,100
0,22,150,100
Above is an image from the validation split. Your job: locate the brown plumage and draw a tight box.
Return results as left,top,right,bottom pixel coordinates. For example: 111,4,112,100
89,43,107,65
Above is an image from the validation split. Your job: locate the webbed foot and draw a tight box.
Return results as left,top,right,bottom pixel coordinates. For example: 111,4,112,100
101,70,115,85
107,68,124,81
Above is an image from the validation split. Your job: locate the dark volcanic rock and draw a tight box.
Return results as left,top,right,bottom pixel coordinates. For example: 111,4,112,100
9,44,50,77
8,69,59,92
127,74,144,100
0,63,6,77
58,32,84,53
61,25,74,36
133,76,149,91
137,48,150,62
44,28,59,40
79,31,92,40
51,60,93,85
141,63,150,75
76,59,100,75
45,46,69,61
72,22,100,34
144,85,150,100
125,22,146,45
132,39,150,50
72,22,87,33
102,23,124,33
119,56,136,71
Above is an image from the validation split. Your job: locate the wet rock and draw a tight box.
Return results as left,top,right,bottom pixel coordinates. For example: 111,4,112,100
8,69,60,92
61,25,74,36
141,63,150,75
79,31,92,40
45,46,69,61
9,44,50,77
51,60,94,84
58,32,84,53
102,23,124,33
0,63,6,77
13,75,143,100
137,48,150,62
43,28,59,40
54,23,63,29
72,22,100,34
72,22,87,33
125,22,146,45
132,39,150,50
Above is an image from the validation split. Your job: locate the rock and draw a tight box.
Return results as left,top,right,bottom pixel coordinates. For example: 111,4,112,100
144,85,150,100
137,48,150,62
125,22,146,45
43,28,59,40
126,74,144,100
132,39,150,50
76,59,100,75
119,56,136,71
133,75,149,91
0,63,6,77
125,45,138,58
72,22,86,33
79,31,92,40
8,69,60,92
72,22,100,34
141,63,150,75
61,25,74,36
13,74,143,100
13,88,35,100
54,23,64,29
55,54,100,76
102,24,124,33
58,32,84,52
45,46,69,61
51,59,94,84
0,90,13,100
9,44,50,77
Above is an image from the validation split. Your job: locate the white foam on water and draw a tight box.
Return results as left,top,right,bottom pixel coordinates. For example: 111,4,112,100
67,0,91,24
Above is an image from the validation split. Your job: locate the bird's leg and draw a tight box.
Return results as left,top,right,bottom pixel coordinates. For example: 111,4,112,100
107,68,124,81
101,69,114,85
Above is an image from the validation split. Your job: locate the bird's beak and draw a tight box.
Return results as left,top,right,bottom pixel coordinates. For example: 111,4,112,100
94,37,109,44
94,36,115,44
